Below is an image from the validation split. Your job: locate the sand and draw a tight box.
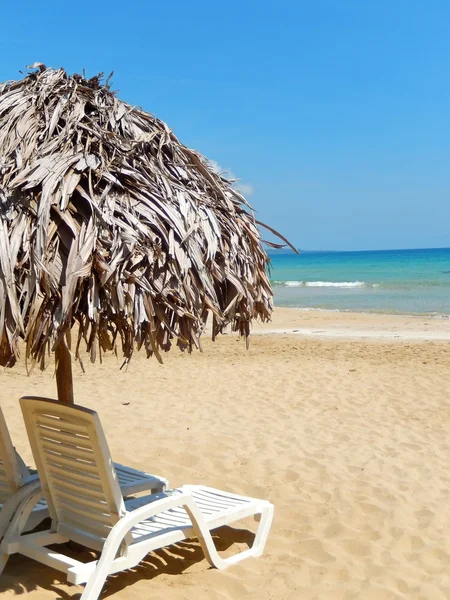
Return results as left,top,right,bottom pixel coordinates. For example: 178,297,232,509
1,307,450,599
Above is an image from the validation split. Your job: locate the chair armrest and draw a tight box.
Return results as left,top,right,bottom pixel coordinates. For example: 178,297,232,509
118,490,197,536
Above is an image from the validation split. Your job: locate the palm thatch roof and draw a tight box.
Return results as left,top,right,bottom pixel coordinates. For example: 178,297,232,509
0,64,291,370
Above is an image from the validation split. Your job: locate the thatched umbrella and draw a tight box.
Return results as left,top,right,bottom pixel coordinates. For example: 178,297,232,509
0,64,293,403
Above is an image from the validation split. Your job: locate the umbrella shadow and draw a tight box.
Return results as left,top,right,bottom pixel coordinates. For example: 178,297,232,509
0,526,256,599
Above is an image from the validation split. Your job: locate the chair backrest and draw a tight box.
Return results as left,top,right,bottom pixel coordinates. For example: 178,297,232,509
0,406,26,502
20,396,127,551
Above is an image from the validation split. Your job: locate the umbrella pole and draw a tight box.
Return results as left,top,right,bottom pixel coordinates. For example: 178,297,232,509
55,332,74,404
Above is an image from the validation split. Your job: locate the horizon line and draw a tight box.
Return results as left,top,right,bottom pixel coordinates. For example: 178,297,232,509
266,246,450,254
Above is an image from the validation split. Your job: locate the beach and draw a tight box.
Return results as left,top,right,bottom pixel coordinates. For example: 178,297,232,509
1,307,450,599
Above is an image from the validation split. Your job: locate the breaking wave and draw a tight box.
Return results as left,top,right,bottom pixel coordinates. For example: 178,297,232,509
274,280,370,288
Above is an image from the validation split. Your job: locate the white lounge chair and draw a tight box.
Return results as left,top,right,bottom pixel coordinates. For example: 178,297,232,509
0,397,274,600
0,400,167,539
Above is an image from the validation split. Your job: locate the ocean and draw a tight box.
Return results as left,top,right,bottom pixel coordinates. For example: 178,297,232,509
269,247,450,316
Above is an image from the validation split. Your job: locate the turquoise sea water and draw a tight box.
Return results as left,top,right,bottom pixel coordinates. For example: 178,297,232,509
269,248,450,315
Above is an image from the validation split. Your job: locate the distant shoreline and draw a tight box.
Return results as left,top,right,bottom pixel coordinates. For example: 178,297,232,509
272,303,450,319
247,306,450,342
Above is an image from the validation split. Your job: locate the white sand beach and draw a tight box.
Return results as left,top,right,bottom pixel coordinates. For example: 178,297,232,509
1,307,450,599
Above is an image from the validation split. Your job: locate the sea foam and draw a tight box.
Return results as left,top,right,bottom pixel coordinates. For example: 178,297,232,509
278,281,366,288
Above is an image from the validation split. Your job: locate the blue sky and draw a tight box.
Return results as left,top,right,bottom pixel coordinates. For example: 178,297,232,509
1,0,450,251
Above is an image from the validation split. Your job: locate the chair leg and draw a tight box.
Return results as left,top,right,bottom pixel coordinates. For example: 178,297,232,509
80,568,109,600
80,531,127,600
184,502,274,569
0,483,43,576
250,503,274,557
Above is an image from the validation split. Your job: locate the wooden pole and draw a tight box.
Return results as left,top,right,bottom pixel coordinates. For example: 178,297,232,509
55,331,74,404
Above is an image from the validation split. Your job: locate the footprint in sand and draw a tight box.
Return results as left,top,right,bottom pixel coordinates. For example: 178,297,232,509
297,538,336,563
340,538,372,556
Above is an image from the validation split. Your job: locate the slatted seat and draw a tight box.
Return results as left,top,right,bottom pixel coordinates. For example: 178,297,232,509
127,486,266,542
0,397,274,600
0,399,167,540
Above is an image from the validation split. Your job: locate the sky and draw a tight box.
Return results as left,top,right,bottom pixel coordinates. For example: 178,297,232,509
1,0,450,251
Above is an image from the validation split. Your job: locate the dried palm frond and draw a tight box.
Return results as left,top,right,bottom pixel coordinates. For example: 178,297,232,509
0,64,293,369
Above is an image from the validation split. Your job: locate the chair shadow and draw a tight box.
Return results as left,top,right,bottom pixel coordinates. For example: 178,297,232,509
0,526,256,599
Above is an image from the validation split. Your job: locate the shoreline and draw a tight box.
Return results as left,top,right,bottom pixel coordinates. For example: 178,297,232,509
273,304,450,319
248,306,450,342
